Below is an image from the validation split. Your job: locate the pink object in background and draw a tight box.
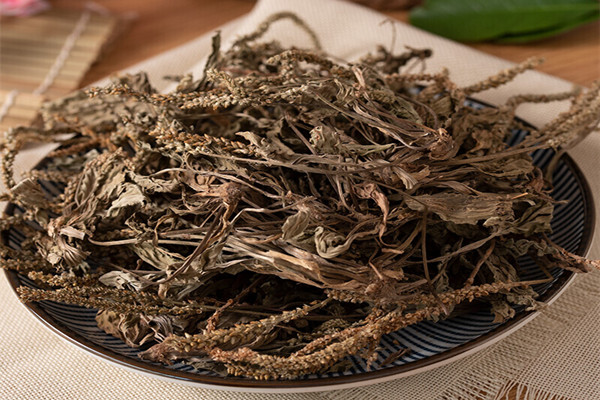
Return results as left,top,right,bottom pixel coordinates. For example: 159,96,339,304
0,0,49,16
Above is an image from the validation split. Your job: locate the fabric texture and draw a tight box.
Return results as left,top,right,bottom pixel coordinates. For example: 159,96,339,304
1,1,599,399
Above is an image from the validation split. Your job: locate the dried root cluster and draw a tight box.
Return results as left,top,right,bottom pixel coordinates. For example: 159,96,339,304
1,13,600,380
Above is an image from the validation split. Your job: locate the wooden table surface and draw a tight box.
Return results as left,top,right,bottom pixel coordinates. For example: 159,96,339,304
51,0,600,88
31,1,600,399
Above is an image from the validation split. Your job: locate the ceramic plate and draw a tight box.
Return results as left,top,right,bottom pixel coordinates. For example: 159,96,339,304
3,100,595,392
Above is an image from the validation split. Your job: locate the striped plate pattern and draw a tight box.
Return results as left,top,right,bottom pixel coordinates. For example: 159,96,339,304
4,99,594,389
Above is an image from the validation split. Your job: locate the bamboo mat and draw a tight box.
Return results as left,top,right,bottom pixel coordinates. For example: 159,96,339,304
0,7,118,130
0,90,42,133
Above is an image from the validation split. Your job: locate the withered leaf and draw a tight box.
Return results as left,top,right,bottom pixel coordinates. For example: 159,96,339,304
106,183,146,218
132,242,180,270
10,178,47,208
99,270,149,291
96,310,154,347
405,192,515,226
281,210,311,241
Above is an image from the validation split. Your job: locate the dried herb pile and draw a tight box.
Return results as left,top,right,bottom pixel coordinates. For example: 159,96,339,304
1,13,600,380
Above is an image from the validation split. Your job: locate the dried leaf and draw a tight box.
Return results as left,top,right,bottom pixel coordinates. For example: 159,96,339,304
106,183,146,218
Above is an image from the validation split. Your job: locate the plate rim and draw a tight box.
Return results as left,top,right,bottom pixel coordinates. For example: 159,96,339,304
3,140,596,394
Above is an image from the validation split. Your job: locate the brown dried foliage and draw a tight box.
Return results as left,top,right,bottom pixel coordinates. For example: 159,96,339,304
1,13,599,380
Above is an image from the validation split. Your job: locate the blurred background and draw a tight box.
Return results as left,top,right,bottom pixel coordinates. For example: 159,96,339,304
0,0,598,132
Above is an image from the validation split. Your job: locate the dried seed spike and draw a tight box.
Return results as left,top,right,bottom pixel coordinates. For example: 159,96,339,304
462,57,544,95
232,11,322,50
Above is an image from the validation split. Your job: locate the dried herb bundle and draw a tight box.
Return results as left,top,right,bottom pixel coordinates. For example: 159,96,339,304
1,13,600,380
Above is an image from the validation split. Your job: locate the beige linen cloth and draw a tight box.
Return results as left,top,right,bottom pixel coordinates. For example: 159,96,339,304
1,1,599,399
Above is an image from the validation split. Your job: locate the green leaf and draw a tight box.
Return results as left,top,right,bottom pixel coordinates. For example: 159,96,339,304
497,10,600,42
410,0,600,42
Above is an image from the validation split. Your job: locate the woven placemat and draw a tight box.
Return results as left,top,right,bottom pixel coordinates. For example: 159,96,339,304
0,7,118,99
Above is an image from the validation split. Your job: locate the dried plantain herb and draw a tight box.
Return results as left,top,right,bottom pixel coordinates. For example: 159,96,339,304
2,12,600,380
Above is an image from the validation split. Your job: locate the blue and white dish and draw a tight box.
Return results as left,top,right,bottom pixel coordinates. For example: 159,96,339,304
3,99,594,392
